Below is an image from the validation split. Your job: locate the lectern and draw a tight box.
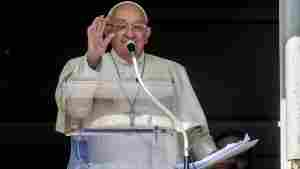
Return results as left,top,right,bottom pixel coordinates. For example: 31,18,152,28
64,80,182,169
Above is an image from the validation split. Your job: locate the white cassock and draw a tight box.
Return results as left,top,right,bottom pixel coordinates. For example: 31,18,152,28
55,49,217,169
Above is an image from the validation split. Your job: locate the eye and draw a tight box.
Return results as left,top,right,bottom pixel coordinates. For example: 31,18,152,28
106,23,113,29
133,24,146,32
114,24,127,31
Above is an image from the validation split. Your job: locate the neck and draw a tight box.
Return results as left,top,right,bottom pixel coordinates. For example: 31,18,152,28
113,49,142,65
120,55,134,64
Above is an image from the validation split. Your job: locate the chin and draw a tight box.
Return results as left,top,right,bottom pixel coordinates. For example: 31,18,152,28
115,48,130,57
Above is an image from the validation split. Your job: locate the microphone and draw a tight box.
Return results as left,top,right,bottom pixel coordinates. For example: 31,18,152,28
126,40,136,57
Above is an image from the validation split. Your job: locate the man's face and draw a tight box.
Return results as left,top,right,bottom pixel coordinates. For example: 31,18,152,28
107,5,151,58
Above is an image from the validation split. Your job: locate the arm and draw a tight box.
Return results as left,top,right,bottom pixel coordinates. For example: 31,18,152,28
172,63,217,161
54,15,114,134
54,55,99,134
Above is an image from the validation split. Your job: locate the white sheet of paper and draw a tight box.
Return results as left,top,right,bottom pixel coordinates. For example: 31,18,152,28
176,134,259,169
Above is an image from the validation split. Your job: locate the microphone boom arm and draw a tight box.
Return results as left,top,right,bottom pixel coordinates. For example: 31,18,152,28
127,42,190,169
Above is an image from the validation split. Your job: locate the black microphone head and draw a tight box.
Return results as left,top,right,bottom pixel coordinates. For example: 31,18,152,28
126,40,136,53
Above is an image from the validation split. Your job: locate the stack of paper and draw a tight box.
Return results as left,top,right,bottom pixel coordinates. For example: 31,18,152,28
175,134,259,169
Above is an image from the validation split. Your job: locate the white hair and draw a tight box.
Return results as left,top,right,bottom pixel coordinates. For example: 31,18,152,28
107,1,148,23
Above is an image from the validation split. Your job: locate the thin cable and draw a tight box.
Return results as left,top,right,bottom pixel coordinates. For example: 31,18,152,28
131,55,190,165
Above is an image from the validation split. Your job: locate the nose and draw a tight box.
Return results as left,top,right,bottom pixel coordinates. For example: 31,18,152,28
124,25,135,39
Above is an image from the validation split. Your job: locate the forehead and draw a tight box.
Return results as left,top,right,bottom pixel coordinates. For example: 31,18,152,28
110,4,147,24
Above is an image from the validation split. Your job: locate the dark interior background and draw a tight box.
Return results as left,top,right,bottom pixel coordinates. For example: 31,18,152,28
2,1,278,169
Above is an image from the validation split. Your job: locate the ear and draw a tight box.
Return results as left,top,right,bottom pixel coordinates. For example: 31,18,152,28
144,27,152,44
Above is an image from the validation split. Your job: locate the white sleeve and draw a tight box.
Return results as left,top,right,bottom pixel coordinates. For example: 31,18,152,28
172,63,209,130
171,63,217,160
54,54,102,134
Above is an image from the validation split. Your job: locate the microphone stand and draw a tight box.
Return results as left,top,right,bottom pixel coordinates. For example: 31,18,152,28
127,42,190,169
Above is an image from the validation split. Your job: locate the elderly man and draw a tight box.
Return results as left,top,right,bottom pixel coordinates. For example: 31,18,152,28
55,1,223,169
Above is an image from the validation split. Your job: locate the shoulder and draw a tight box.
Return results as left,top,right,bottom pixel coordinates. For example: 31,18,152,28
62,52,110,68
145,53,185,71
58,56,82,71
64,55,86,66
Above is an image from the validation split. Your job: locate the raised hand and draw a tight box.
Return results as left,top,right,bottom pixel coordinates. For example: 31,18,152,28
86,15,115,66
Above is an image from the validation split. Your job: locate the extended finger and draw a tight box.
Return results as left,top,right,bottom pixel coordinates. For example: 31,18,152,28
97,17,108,38
88,16,104,42
87,23,96,38
87,24,97,46
94,15,104,30
87,16,102,38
